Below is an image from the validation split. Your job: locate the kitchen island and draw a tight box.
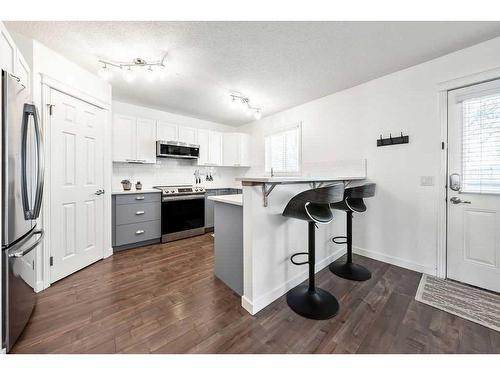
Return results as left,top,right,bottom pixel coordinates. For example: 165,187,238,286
209,194,243,295
235,171,366,315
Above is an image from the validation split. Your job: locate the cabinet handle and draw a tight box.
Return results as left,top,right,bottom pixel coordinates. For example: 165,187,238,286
136,210,145,215
135,196,145,200
135,230,145,235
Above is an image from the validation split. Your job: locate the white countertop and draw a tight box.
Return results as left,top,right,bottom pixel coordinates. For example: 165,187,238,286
208,194,243,206
112,189,160,195
235,176,365,183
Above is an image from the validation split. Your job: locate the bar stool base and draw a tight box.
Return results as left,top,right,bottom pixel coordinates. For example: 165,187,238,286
329,261,371,281
286,285,339,320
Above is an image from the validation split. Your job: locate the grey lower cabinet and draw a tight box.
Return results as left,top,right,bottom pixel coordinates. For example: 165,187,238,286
205,188,242,231
112,192,161,251
213,201,243,296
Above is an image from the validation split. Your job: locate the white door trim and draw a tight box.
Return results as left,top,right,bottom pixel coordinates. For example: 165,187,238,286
436,66,500,278
39,75,112,291
40,73,110,110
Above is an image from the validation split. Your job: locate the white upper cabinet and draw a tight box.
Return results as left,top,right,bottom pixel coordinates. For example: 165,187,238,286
209,131,222,165
197,129,222,166
113,114,136,162
178,126,197,144
222,133,251,167
112,114,156,164
157,121,178,142
223,133,240,166
136,118,157,163
239,133,250,167
0,23,16,74
197,129,210,165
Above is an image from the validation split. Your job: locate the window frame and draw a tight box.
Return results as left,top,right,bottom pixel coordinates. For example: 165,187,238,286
264,122,302,176
460,91,500,195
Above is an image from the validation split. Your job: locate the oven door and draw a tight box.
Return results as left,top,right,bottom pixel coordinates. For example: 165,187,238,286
161,195,205,240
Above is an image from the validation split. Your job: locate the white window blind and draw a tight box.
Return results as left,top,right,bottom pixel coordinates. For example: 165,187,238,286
265,125,300,174
462,93,500,194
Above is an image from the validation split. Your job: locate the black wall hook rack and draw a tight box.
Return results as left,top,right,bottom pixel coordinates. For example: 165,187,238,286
377,132,409,147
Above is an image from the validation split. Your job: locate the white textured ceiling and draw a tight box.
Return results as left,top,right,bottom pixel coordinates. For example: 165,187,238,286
6,21,500,126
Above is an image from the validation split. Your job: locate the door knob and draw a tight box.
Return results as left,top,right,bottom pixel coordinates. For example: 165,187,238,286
450,196,471,204
95,189,105,195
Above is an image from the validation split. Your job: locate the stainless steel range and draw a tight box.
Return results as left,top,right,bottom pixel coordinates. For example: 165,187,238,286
153,185,206,243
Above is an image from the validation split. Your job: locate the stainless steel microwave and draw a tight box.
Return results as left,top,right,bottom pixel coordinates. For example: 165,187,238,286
156,140,200,159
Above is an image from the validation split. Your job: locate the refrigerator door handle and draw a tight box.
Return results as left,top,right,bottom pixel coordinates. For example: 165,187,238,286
20,103,44,220
8,229,44,258
31,104,44,220
20,103,31,219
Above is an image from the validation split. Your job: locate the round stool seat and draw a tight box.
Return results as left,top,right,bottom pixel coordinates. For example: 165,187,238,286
330,197,367,213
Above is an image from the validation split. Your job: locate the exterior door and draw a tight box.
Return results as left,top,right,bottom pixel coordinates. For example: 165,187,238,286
49,89,105,283
447,79,500,292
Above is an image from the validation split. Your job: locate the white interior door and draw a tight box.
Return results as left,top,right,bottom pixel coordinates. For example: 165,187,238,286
447,79,500,292
49,89,105,283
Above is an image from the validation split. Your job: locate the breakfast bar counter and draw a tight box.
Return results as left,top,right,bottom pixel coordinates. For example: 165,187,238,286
236,166,367,315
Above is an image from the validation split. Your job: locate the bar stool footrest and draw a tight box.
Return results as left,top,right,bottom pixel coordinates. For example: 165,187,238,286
290,252,309,265
332,236,348,244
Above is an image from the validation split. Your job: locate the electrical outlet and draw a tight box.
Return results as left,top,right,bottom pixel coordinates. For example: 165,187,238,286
420,176,435,186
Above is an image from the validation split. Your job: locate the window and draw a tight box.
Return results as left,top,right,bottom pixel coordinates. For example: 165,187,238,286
265,124,301,174
462,93,500,193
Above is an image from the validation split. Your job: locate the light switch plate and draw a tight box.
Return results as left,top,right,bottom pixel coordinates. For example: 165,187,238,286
420,176,435,186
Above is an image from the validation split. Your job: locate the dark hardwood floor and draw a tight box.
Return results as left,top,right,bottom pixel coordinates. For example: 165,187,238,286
12,234,500,354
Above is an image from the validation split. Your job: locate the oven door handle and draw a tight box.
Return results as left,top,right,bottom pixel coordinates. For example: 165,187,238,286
162,195,205,202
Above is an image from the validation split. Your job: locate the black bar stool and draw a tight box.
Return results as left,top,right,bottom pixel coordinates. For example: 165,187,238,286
329,183,376,281
282,184,345,320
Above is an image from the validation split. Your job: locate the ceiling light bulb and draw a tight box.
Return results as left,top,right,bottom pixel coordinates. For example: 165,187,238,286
254,109,262,120
123,67,136,83
146,66,155,82
98,64,112,80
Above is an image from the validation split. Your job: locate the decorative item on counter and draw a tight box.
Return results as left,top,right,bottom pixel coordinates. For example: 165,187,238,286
135,181,142,190
121,179,132,191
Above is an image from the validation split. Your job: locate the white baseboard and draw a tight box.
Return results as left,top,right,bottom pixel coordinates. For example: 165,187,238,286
103,247,113,258
242,247,345,315
34,281,44,293
352,246,436,275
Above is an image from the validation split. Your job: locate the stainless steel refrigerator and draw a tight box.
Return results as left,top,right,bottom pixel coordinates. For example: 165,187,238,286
1,69,44,352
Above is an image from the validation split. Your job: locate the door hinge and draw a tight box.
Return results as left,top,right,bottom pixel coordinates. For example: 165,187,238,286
49,256,53,266
32,260,35,270
47,104,54,116
441,141,445,150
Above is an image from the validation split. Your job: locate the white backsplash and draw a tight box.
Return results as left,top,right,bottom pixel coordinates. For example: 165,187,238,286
112,158,246,190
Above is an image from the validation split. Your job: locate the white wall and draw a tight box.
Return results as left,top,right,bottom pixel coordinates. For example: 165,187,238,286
240,35,500,276
112,100,245,190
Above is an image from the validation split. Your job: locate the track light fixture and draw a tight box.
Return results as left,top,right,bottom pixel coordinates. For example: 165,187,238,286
229,93,263,120
98,54,167,82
